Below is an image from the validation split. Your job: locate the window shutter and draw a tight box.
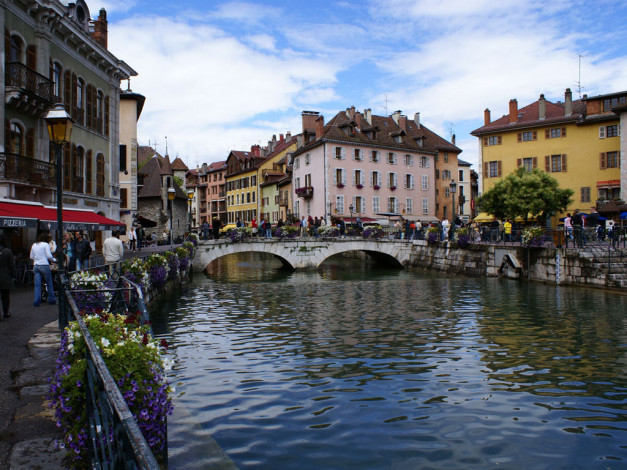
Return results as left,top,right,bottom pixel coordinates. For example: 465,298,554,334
85,150,92,194
26,44,37,70
332,171,337,185
483,162,488,176
369,172,373,186
517,133,522,143
4,119,10,153
599,126,606,139
71,73,77,116
533,131,537,140
600,152,606,169
562,127,567,137
378,173,382,186
545,129,550,139
26,128,34,157
342,170,346,185
85,84,92,128
561,154,567,172
104,96,110,136
545,156,550,172
352,171,356,185
497,161,502,177
5,30,10,65
532,157,537,168
362,197,366,213
341,148,346,160
517,158,522,167
483,137,488,146
64,70,71,111
411,175,415,189
497,136,502,145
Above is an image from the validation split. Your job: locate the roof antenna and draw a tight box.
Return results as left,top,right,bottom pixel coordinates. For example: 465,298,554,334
384,93,389,116
576,54,583,98
126,78,131,92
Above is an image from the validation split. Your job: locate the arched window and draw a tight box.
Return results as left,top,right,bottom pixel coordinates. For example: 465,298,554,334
72,146,84,193
85,150,92,194
52,62,63,101
96,153,105,196
9,35,23,63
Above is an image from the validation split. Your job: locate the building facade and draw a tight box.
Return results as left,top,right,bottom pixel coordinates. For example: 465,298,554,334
290,107,459,224
1,0,135,250
225,146,264,225
471,88,624,221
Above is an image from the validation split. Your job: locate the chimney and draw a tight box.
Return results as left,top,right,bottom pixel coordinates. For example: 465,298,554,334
251,145,260,157
91,8,108,49
286,131,291,141
301,111,320,133
508,99,518,124
414,112,421,129
365,108,372,125
354,112,362,128
398,114,407,132
392,110,402,124
279,134,284,142
346,106,356,120
538,94,546,120
484,108,491,125
564,88,572,116
314,115,325,140
452,134,456,145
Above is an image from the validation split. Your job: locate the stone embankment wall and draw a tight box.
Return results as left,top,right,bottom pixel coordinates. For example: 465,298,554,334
407,240,626,289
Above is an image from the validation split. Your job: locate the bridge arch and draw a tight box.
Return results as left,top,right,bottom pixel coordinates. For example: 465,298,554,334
193,239,414,272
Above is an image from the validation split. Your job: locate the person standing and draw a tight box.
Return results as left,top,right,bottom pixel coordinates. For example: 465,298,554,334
251,217,258,237
103,230,124,273
128,226,137,251
63,232,76,272
30,233,56,306
0,234,15,319
75,232,92,270
300,216,308,237
136,224,145,250
571,209,585,248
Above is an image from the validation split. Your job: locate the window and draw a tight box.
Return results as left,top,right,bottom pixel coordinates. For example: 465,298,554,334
404,174,414,189
388,172,397,188
518,131,537,142
445,187,450,198
305,173,312,187
371,150,379,162
354,196,365,213
442,169,451,179
85,150,92,194
406,198,413,214
600,125,620,138
518,157,537,172
294,157,300,169
443,152,449,163
600,151,620,169
236,194,240,204
9,123,24,155
603,96,627,111
435,169,440,179
388,197,398,213
483,136,502,146
545,154,567,173
72,146,84,193
484,160,502,178
9,35,23,63
387,152,397,164
120,188,128,208
52,62,63,100
295,177,300,189
336,195,344,213
421,175,429,190
419,156,429,168
404,154,414,166
580,187,591,203
304,154,310,165
458,169,464,181
334,168,346,186
353,169,363,186
545,127,566,139
370,171,382,187
422,198,429,214
354,149,362,161
372,196,380,214
119,144,127,172
96,153,105,196
335,147,345,159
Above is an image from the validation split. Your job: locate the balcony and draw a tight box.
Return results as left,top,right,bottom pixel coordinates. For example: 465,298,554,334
278,197,288,206
5,62,53,117
0,153,56,187
295,186,314,199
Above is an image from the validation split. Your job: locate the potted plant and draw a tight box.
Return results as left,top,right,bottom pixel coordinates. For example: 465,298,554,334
373,185,380,190
337,183,345,188
356,183,363,189
390,185,396,191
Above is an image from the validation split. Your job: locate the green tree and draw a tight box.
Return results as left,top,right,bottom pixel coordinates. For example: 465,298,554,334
478,167,573,222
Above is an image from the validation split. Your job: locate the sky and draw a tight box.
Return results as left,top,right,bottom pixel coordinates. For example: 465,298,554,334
99,0,627,170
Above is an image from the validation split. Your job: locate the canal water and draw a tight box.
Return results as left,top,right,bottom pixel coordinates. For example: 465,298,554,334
150,253,627,469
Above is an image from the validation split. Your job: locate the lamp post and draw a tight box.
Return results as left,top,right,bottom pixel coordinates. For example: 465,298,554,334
44,104,73,328
187,188,194,234
349,204,354,232
449,179,457,241
168,187,176,249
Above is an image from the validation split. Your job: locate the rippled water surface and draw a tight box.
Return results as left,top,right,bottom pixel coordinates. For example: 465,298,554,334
151,253,627,469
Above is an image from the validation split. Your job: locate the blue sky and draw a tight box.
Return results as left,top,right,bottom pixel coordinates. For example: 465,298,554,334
99,0,627,169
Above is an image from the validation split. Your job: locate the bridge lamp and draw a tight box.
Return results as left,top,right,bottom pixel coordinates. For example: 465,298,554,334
44,103,73,328
349,204,354,231
449,179,457,240
187,188,194,233
168,187,176,248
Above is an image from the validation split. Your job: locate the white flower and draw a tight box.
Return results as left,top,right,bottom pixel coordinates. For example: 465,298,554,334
163,358,174,371
101,337,110,348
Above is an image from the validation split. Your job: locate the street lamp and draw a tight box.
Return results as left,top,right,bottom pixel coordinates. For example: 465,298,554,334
187,188,194,234
44,103,73,328
449,179,457,241
168,187,176,249
349,204,354,232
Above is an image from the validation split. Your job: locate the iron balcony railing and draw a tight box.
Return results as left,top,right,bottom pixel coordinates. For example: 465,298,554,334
5,62,53,103
0,152,56,187
62,274,162,469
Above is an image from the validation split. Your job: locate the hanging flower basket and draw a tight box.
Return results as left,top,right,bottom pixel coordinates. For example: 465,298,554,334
373,185,380,190
390,186,396,191
356,184,363,189
337,183,345,188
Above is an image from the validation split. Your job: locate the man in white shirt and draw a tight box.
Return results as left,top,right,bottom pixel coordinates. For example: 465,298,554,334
30,233,56,306
103,230,124,273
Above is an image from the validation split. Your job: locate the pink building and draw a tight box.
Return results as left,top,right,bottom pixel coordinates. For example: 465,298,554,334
291,107,459,223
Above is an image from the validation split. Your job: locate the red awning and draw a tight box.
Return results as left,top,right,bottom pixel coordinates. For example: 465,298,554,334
0,200,124,231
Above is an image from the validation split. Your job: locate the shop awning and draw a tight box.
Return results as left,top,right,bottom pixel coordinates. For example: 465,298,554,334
0,200,124,231
473,212,495,223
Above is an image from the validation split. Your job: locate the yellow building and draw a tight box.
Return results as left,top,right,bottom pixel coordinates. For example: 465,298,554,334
257,134,297,224
225,146,264,224
471,88,624,222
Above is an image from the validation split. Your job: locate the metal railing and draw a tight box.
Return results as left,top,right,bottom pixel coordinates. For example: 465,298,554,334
62,273,162,469
0,152,56,186
5,62,53,102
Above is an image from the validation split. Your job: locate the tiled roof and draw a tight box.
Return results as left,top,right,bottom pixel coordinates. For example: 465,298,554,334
138,155,186,199
458,158,472,166
208,161,226,171
138,146,161,168
471,99,585,135
171,157,189,171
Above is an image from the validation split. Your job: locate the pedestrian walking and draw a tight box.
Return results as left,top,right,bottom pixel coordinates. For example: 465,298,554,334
128,226,137,251
0,234,15,319
136,224,145,250
30,233,56,307
75,232,92,270
103,230,124,273
63,232,76,272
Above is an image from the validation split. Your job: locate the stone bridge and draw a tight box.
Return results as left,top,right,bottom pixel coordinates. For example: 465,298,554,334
192,238,416,271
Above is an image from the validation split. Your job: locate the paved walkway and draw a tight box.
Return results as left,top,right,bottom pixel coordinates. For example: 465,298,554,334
0,244,177,469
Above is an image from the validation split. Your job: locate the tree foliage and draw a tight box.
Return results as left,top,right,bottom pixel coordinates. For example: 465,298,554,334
478,167,573,222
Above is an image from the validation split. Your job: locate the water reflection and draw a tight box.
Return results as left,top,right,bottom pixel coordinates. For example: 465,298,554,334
152,253,627,469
